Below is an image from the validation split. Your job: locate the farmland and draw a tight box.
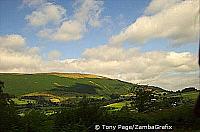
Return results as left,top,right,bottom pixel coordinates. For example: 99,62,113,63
0,73,199,131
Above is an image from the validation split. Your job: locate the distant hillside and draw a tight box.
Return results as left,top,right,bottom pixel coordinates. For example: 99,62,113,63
0,73,165,97
48,72,103,79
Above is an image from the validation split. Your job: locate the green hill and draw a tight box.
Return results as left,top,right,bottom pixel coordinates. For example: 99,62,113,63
0,73,165,97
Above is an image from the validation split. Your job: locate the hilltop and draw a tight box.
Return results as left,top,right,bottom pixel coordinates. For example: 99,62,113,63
48,72,103,79
0,73,165,97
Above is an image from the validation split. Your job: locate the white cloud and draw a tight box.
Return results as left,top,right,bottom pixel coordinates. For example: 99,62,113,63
37,28,54,38
110,0,199,46
0,34,26,50
83,45,140,61
144,0,182,15
82,45,198,75
48,50,61,60
22,0,47,7
25,3,66,26
0,48,42,73
52,20,83,41
73,0,103,28
37,0,104,41
150,72,199,91
0,34,43,73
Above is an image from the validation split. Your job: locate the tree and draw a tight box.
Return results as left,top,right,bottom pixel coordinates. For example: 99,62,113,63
22,110,54,132
0,81,21,132
193,94,200,117
0,80,4,93
134,89,155,112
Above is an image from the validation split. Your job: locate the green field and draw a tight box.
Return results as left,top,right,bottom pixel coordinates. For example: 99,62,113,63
105,101,131,109
182,91,199,100
0,73,136,97
12,98,36,105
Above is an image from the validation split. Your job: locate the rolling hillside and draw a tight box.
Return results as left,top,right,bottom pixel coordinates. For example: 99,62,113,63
0,73,165,97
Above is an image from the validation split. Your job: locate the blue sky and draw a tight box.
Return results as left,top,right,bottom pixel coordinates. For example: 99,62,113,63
1,0,197,58
0,0,151,59
0,0,199,90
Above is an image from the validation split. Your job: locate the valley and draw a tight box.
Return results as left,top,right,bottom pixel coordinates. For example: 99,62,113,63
0,73,199,131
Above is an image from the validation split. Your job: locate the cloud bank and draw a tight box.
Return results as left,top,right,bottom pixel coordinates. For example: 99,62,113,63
0,35,42,72
110,0,199,46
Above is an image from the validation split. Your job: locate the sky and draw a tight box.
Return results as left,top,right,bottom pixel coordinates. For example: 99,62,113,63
0,0,199,91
